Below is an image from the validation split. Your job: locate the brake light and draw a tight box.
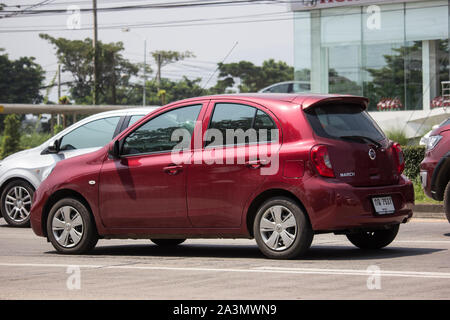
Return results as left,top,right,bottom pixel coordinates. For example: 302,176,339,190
311,145,334,178
392,142,405,175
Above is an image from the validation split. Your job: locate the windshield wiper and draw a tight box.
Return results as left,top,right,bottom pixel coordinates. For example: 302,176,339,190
339,135,382,149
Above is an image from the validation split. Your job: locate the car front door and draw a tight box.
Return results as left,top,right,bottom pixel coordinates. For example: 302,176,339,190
98,103,205,229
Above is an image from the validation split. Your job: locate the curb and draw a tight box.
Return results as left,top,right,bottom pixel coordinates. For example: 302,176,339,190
413,211,447,219
414,203,444,213
413,203,446,219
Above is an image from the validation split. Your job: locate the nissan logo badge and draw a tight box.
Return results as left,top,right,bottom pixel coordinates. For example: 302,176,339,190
368,148,376,160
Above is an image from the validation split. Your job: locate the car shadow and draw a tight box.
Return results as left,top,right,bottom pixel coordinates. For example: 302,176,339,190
45,243,445,261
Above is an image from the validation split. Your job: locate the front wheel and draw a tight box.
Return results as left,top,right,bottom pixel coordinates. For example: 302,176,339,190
47,198,98,254
1,180,34,227
346,224,399,250
253,197,313,259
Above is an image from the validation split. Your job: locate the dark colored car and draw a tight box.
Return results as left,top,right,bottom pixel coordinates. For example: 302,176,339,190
420,119,450,223
30,94,414,259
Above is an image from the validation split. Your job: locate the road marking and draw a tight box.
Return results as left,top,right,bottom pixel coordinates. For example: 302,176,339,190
0,262,450,279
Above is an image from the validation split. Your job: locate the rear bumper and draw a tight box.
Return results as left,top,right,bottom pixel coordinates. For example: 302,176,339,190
304,176,414,232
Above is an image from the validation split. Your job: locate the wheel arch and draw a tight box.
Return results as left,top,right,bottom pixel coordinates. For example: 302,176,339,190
431,154,450,200
245,188,311,238
0,176,37,196
41,189,97,237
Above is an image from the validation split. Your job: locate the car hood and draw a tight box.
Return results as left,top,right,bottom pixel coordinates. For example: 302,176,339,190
1,146,42,163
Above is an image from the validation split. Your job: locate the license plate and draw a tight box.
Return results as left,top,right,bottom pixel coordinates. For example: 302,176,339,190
372,196,395,215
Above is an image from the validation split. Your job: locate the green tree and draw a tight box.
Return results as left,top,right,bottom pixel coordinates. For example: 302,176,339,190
152,50,195,85
40,34,140,105
0,52,45,104
211,59,294,93
0,114,21,159
127,76,208,105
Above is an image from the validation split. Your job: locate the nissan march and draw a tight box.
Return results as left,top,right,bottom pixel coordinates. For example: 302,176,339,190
30,94,414,259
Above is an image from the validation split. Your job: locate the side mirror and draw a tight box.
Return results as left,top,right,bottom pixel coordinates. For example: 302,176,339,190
42,138,61,155
108,140,121,159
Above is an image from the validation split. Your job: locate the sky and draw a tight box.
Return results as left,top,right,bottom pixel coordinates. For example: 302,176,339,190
0,0,294,101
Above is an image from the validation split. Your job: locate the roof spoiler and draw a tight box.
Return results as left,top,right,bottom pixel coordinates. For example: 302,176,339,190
295,95,369,110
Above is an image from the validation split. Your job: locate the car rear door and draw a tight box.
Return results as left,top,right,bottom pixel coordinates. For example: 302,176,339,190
187,99,281,228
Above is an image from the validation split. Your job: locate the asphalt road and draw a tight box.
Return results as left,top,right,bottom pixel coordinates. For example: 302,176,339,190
0,218,449,300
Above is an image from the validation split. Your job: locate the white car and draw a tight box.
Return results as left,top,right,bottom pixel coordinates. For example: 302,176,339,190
258,81,311,94
0,107,158,227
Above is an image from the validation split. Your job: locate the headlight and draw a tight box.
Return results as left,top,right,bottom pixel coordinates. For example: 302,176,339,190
426,135,442,151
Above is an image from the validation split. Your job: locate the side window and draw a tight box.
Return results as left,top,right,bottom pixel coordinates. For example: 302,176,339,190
254,109,277,142
128,115,145,127
205,103,278,146
60,116,120,150
122,104,202,155
268,83,289,93
206,103,256,147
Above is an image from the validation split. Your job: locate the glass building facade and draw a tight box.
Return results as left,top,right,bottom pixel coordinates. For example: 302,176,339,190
293,0,449,111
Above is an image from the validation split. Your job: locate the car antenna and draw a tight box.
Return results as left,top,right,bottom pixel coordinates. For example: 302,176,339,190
202,41,239,90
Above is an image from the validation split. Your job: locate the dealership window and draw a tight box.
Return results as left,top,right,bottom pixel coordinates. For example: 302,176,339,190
293,0,449,111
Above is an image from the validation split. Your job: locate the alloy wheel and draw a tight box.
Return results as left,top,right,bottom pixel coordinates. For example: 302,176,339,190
259,205,298,251
52,206,84,248
4,186,32,223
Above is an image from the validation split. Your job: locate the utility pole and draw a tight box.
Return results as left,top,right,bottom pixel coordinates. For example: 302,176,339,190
156,53,161,93
57,64,61,127
143,38,147,106
92,0,98,105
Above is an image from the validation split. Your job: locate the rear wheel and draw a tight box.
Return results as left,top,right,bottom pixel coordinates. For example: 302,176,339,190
253,197,313,259
151,239,186,246
443,181,450,223
47,198,98,254
1,180,34,227
346,224,399,249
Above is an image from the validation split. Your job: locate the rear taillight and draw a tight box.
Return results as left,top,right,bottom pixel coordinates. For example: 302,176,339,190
392,142,405,175
310,145,334,178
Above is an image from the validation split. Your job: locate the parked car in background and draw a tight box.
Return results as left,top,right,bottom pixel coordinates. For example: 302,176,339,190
30,94,413,259
0,107,158,227
420,120,450,223
419,118,450,146
258,81,310,94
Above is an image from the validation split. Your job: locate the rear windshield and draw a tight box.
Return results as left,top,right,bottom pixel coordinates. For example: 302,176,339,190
304,103,385,142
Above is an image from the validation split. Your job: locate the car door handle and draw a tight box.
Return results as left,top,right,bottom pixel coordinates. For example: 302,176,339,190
163,165,183,175
245,160,270,169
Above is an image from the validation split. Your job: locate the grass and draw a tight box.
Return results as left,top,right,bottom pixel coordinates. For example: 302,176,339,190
413,177,442,204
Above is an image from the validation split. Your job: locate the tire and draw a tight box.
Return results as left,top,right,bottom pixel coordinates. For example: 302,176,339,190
151,239,186,246
1,180,34,227
443,180,450,224
46,198,98,254
346,224,399,250
253,197,313,259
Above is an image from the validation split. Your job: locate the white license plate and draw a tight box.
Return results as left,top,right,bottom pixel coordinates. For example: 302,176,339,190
372,196,395,215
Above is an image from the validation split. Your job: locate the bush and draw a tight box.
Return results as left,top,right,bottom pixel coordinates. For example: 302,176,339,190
402,146,426,180
20,132,51,150
385,129,408,146
0,114,21,159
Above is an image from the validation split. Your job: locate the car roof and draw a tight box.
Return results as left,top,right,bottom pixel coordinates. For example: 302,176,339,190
89,106,159,117
170,93,369,110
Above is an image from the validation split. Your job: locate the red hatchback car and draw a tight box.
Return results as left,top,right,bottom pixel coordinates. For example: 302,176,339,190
30,94,414,259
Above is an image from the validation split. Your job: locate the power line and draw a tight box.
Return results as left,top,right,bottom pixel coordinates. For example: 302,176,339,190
0,0,287,18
